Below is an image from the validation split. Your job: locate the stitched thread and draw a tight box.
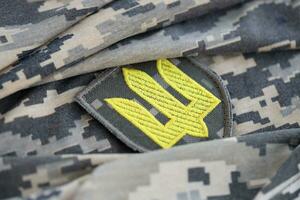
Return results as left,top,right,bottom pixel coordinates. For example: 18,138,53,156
105,59,221,148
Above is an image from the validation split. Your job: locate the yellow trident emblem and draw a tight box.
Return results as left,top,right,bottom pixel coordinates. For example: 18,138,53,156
105,59,221,148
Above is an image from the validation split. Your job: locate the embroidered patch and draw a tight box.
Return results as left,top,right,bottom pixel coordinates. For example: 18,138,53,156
77,58,232,152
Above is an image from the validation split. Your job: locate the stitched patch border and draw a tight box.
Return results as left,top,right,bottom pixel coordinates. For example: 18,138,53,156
76,58,233,152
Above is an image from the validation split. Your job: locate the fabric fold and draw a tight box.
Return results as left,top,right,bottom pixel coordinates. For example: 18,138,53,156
40,0,300,84
0,0,249,99
0,154,127,199
17,129,300,200
0,0,115,71
0,1,299,199
254,145,300,200
0,73,133,157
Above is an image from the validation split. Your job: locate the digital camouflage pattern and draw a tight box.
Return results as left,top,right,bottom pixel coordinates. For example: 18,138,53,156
193,52,300,135
39,0,300,83
255,145,300,200
10,129,300,200
70,129,300,200
0,73,133,156
77,52,300,140
0,0,114,71
0,0,299,200
0,154,127,199
0,0,248,99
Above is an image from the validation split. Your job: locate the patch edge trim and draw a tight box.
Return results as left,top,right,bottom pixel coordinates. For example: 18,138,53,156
76,58,233,152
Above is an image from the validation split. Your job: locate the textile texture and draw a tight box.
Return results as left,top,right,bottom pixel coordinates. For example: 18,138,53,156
0,0,299,200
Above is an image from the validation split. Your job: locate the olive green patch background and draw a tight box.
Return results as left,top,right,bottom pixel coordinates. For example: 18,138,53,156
77,58,231,152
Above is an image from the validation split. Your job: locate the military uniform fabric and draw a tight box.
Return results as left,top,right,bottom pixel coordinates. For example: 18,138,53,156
70,129,300,200
0,0,248,99
0,154,128,199
77,52,300,141
0,73,134,157
29,0,300,85
0,0,115,71
0,0,299,200
1,50,298,156
0,52,299,199
14,129,300,200
192,52,300,135
254,145,300,200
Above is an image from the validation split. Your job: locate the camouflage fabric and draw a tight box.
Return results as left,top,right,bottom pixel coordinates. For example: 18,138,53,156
2,50,298,156
39,0,300,84
0,0,248,99
0,0,114,71
193,52,300,135
76,53,300,140
255,145,300,200
10,129,300,200
0,0,299,200
0,154,127,199
71,129,300,200
0,73,133,156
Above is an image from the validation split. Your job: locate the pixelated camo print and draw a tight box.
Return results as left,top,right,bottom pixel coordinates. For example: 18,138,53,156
0,0,299,199
255,145,300,200
0,73,133,157
0,0,114,71
192,52,300,135
0,0,248,99
0,154,127,199
75,52,300,137
15,129,300,200
40,0,300,83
